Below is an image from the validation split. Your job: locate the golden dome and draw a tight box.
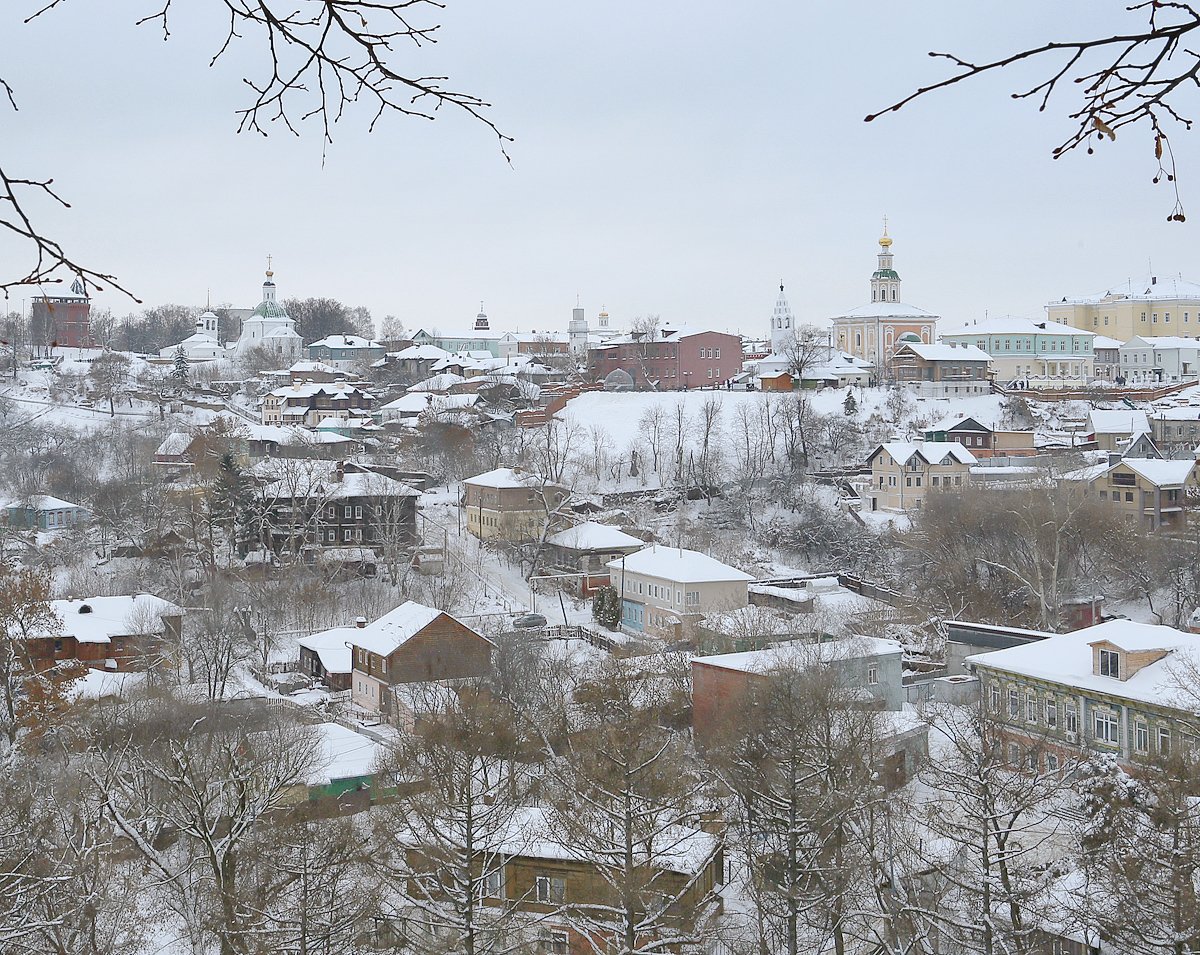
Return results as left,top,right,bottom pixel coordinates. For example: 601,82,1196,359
879,234,893,249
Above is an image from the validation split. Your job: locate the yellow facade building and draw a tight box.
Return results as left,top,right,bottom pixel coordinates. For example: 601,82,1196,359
1047,275,1200,342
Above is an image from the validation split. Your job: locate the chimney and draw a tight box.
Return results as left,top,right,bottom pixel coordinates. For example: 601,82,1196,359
1152,275,1158,285
355,616,367,628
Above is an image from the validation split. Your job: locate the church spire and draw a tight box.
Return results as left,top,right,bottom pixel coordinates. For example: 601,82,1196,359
770,281,795,353
263,255,277,303
870,220,901,304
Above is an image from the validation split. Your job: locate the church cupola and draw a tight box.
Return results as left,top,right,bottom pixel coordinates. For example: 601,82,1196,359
770,282,795,353
870,219,902,303
475,301,490,331
262,255,277,304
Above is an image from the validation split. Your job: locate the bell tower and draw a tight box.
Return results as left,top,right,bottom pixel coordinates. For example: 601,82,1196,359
870,218,901,303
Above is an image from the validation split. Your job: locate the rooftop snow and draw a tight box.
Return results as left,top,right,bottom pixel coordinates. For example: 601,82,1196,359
966,620,1200,710
694,636,903,675
1087,409,1151,434
463,467,544,489
346,600,458,657
546,521,645,551
1057,275,1200,305
831,301,939,320
305,722,380,786
1115,457,1196,487
33,594,184,645
309,335,381,349
606,544,754,583
941,316,1092,338
898,342,991,362
878,440,977,466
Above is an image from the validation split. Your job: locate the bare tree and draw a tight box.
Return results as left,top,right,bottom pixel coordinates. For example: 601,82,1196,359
868,2,1198,220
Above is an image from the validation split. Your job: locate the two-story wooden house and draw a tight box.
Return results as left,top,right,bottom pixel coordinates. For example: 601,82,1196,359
260,380,375,428
23,594,185,673
1071,455,1198,531
398,805,722,955
348,601,495,719
862,441,976,512
544,521,646,595
967,620,1200,773
461,467,568,542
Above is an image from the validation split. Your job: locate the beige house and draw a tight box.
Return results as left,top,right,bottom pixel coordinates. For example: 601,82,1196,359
1086,409,1151,452
1047,274,1200,342
1070,456,1197,532
863,441,976,512
461,467,567,542
607,545,753,636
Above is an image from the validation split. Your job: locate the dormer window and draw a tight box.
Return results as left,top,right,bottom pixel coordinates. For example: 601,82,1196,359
1099,648,1121,678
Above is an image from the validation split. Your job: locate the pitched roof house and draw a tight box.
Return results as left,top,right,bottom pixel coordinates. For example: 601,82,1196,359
862,441,976,512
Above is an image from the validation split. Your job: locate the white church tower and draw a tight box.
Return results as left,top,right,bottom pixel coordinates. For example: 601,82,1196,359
770,282,795,354
568,304,589,356
870,218,901,303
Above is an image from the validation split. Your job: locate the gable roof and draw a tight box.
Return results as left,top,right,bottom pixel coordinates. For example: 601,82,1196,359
605,544,754,583
346,601,493,658
1087,409,1151,435
1114,457,1196,487
546,521,645,551
33,594,184,644
895,342,990,362
693,636,903,675
297,627,357,674
875,441,977,467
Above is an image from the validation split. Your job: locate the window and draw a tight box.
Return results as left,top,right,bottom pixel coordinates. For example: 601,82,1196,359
1135,720,1149,753
328,505,336,518
1065,703,1078,735
1046,753,1059,772
1027,751,1039,772
355,505,363,519
1008,742,1020,766
1026,695,1037,723
540,931,569,955
1099,648,1121,678
344,505,353,518
481,868,503,899
685,591,700,606
867,663,879,686
989,683,1000,711
1045,699,1058,728
53,638,63,653
1008,689,1020,718
1159,726,1171,754
1094,710,1120,745
535,875,565,904
715,347,721,359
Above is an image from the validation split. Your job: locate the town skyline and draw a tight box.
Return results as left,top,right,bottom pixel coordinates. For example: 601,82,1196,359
4,0,1196,334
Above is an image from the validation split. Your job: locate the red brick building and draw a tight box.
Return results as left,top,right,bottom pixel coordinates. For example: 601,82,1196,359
588,327,744,389
30,279,92,350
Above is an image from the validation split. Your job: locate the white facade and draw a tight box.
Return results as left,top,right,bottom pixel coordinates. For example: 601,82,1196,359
769,284,795,354
1118,336,1200,383
568,306,589,357
235,269,303,361
158,310,225,361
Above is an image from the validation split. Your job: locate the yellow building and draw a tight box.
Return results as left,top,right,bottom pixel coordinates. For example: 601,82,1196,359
1069,456,1198,532
862,441,976,513
1047,275,1200,342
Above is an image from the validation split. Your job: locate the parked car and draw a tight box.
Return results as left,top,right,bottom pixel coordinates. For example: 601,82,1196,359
511,613,548,630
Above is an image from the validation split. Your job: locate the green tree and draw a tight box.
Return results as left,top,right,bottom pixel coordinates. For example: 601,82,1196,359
592,585,620,630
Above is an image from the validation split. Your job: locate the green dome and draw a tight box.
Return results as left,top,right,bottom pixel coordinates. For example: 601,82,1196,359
252,300,290,319
872,269,900,281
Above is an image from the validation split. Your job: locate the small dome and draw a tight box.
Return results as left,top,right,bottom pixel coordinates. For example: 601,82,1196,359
879,234,893,248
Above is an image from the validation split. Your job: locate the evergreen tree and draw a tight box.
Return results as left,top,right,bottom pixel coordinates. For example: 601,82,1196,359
171,346,189,390
592,585,620,630
843,390,857,416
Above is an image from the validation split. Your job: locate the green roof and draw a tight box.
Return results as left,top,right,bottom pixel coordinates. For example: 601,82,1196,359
872,269,901,281
252,300,290,319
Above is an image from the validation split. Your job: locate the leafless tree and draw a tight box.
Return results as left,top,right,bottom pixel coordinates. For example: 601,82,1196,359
867,1,1198,220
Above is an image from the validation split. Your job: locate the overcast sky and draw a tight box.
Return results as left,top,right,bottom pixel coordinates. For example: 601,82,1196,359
2,1,1193,337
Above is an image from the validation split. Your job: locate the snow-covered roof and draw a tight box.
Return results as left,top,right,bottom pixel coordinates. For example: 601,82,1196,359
390,344,450,361
1091,335,1124,350
309,334,382,349
347,601,485,658
155,432,193,457
1115,457,1196,487
546,521,645,552
382,392,480,415
927,414,994,433
694,636,903,675
305,722,380,786
605,544,754,583
1087,409,1151,435
1122,335,1200,350
941,316,1092,338
407,373,467,393
877,441,977,466
463,467,545,490
1057,275,1200,305
966,620,1200,709
831,301,939,321
297,627,357,674
896,342,991,362
269,381,372,400
3,493,84,511
36,594,184,645
245,423,356,446
289,359,341,374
